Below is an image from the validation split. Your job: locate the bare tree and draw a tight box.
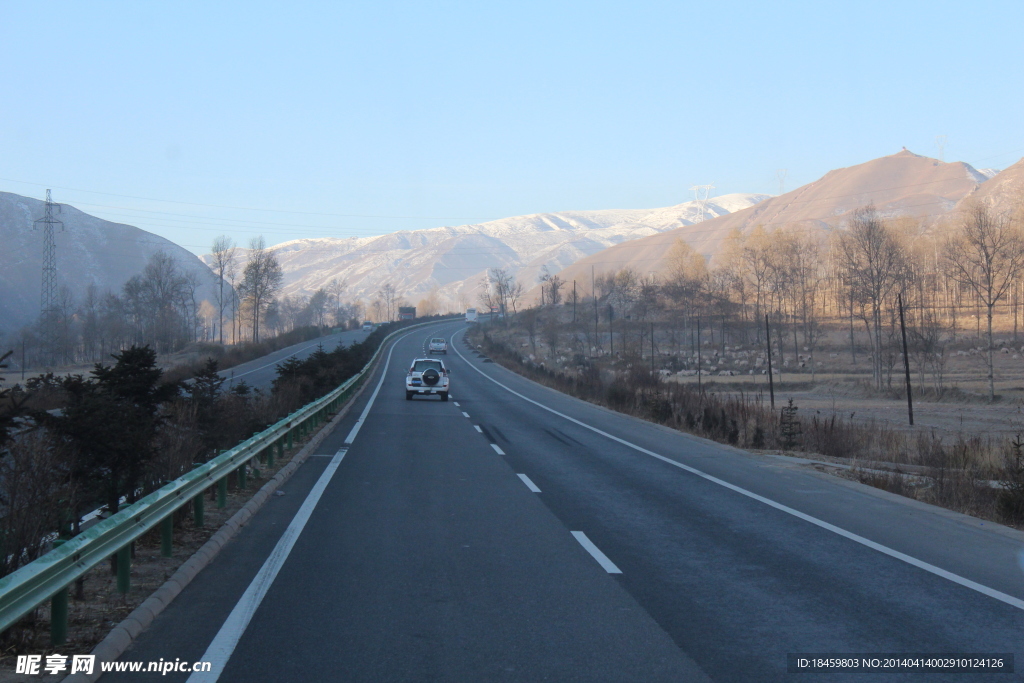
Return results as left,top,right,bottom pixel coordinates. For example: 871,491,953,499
944,202,1024,400
371,297,386,322
738,225,774,341
307,288,330,328
378,284,398,321
327,277,346,324
508,279,525,316
837,207,908,389
538,268,566,306
488,268,523,318
239,236,283,343
210,236,237,344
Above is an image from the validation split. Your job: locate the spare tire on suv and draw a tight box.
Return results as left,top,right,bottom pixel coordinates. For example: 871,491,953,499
421,368,440,386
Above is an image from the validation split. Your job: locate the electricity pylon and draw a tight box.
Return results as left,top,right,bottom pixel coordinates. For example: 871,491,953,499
689,184,715,223
34,189,64,365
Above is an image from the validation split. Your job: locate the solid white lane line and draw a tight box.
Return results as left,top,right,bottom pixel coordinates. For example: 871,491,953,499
474,425,483,433
187,448,348,682
462,411,470,418
517,473,541,493
572,531,622,574
344,331,414,444
451,330,1024,612
491,444,505,455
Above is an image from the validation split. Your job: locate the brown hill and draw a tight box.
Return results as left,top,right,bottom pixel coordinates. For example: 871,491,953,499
961,156,1024,217
554,150,988,287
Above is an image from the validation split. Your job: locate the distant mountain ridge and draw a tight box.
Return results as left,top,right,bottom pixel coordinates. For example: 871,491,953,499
553,150,999,288
232,193,769,311
0,191,219,335
964,157,1024,217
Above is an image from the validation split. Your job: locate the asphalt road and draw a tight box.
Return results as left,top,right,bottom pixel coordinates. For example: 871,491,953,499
218,328,371,391
105,321,1024,682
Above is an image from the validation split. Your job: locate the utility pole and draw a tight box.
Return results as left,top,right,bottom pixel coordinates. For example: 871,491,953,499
608,305,614,356
592,266,598,355
651,322,655,375
765,314,775,410
697,314,702,393
34,190,64,366
898,294,914,426
573,280,576,323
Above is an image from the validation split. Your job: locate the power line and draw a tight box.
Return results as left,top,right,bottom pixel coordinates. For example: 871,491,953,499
0,177,494,221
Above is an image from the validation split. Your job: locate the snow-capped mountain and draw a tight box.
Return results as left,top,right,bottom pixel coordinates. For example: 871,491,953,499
0,191,221,334
240,194,769,310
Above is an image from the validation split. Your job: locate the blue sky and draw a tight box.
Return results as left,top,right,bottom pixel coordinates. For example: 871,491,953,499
2,1,1022,254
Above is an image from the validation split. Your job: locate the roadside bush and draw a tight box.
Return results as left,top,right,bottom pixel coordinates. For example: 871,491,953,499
997,436,1024,524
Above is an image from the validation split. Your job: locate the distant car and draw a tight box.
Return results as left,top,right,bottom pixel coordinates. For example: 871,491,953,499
362,321,373,331
406,358,450,401
428,338,448,354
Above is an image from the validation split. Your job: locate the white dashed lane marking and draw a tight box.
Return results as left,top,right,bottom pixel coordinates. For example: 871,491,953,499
490,444,505,455
572,531,622,574
517,473,541,493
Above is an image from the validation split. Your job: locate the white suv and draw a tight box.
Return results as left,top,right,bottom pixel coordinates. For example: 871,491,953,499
428,338,448,354
406,358,450,401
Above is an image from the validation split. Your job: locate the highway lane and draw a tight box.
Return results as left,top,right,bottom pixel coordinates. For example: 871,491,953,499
447,325,1024,681
105,322,706,682
218,328,370,391
105,320,1024,681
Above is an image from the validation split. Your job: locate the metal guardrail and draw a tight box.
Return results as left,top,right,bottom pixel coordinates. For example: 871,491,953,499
0,317,454,640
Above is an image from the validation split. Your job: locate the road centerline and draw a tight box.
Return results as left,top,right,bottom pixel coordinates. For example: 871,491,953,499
572,531,622,574
517,473,541,493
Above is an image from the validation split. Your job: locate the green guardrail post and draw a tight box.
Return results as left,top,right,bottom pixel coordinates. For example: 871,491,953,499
50,540,68,646
286,428,293,450
194,492,205,527
116,545,131,594
239,463,247,489
161,516,173,557
218,477,227,508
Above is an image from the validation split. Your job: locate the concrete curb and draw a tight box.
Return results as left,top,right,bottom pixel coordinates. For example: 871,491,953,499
62,373,376,683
